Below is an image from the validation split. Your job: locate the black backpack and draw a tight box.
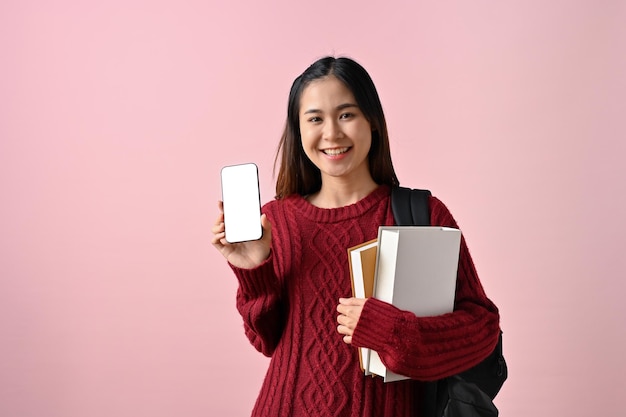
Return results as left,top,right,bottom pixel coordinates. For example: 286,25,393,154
390,186,507,417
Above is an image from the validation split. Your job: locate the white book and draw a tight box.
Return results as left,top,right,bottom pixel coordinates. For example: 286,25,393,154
366,226,462,382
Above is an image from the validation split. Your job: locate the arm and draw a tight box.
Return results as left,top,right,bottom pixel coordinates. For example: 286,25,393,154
350,197,501,381
231,255,286,357
212,201,285,356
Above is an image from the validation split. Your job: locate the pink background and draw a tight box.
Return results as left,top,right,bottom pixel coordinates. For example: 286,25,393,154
1,1,625,416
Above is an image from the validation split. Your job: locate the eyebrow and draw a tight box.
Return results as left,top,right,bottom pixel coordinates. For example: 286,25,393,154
302,103,359,115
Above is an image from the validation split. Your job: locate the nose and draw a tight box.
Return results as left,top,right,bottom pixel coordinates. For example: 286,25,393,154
322,119,343,141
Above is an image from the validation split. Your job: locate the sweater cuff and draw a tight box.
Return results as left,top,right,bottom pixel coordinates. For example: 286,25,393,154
352,297,403,353
229,254,280,297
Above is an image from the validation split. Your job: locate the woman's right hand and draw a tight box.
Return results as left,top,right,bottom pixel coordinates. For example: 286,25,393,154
211,201,272,269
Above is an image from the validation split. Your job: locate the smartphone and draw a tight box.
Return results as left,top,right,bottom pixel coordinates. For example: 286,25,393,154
220,163,263,243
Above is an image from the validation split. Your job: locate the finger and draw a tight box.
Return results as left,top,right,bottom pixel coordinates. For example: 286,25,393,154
211,220,225,234
211,231,226,247
337,323,353,336
212,211,225,233
343,335,352,344
338,313,358,329
260,213,272,235
336,303,356,316
339,297,362,306
336,304,353,318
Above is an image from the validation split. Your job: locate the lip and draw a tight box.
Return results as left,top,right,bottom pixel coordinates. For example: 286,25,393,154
320,147,351,157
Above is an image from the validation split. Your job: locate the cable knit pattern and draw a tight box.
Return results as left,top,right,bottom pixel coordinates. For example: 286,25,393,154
230,185,500,417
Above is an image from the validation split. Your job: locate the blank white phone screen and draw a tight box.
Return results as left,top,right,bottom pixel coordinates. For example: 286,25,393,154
220,163,263,243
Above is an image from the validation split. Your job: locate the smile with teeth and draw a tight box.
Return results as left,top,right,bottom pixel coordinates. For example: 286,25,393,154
322,147,350,156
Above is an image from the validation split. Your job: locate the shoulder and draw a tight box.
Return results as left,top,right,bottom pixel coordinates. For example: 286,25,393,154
429,194,459,228
261,194,302,220
261,197,285,217
393,186,460,228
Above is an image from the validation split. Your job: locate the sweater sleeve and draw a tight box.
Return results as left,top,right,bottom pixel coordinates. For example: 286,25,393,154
350,196,501,381
231,253,286,357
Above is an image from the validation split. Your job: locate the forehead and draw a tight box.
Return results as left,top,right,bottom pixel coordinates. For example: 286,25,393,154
300,76,356,109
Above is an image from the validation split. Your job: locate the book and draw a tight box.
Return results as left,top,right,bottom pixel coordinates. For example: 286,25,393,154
360,226,462,382
347,238,378,374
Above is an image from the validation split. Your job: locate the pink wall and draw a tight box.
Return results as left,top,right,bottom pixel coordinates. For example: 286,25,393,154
1,1,625,416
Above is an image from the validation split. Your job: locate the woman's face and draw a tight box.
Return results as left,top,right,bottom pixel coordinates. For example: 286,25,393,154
298,75,373,186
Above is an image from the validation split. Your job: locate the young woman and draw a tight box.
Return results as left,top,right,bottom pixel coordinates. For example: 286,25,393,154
212,56,500,417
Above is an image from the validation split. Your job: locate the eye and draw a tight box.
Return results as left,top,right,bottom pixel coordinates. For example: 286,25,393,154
308,116,322,123
339,112,354,120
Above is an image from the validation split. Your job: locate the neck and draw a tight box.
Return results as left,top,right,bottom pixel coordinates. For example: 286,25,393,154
307,176,379,208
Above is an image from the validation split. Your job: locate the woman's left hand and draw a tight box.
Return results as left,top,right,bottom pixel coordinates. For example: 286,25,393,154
336,297,368,344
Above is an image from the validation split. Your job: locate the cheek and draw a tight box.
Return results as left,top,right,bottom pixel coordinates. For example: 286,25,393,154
299,133,316,162
299,132,312,150
299,126,318,148
358,128,373,151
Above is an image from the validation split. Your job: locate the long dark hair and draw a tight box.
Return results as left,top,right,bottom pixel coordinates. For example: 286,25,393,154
274,56,399,199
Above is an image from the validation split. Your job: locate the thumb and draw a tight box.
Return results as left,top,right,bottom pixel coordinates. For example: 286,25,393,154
261,213,271,231
261,214,272,240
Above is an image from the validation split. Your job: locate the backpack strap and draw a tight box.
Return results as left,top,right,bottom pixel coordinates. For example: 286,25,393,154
391,186,432,226
391,186,437,416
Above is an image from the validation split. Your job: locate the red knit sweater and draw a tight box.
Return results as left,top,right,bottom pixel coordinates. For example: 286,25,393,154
230,185,500,417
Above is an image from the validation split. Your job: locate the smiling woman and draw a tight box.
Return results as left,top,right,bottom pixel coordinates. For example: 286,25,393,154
274,57,399,201
210,56,501,417
298,76,377,207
